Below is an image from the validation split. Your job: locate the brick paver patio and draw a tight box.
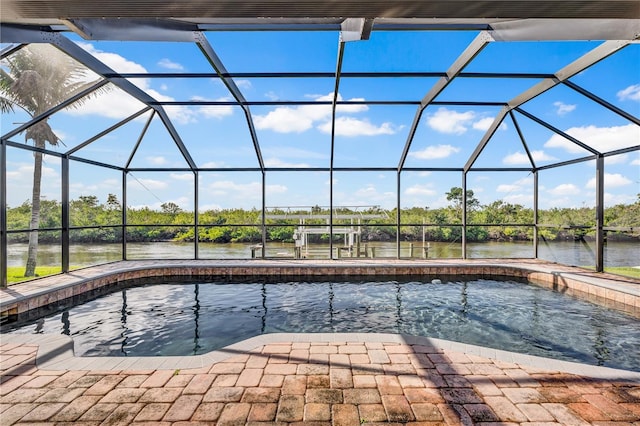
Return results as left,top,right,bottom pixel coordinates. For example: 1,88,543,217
2,338,639,425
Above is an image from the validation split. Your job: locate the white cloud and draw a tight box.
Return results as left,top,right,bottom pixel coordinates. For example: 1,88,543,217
157,58,184,71
146,156,167,165
207,180,287,200
502,150,557,165
318,116,397,137
502,193,531,204
426,107,476,135
585,173,632,189
199,161,225,168
170,173,194,181
631,156,640,166
553,101,576,116
605,192,637,205
544,124,640,154
548,183,579,196
617,84,640,102
472,117,508,132
236,79,253,90
254,92,375,134
264,158,311,168
496,184,521,193
409,144,460,160
405,184,437,196
131,178,168,190
191,96,234,119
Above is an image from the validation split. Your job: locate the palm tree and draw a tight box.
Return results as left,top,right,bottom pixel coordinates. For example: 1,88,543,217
1,44,102,277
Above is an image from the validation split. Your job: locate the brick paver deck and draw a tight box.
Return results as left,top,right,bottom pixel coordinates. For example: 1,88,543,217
2,336,639,425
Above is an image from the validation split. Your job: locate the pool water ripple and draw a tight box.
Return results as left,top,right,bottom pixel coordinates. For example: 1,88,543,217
4,278,639,371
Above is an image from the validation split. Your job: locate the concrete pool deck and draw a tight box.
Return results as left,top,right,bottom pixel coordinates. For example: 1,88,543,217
1,259,640,424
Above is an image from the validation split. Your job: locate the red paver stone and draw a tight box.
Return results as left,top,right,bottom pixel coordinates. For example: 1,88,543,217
441,388,483,404
567,402,611,422
353,375,377,388
49,395,102,422
403,387,444,404
517,403,556,421
542,402,592,426
358,403,388,422
265,363,298,375
19,402,65,421
166,373,194,387
163,394,203,421
1,387,48,403
248,402,278,421
49,371,88,388
307,374,330,388
217,402,252,426
191,402,225,421
343,388,382,404
134,402,172,421
183,373,216,394
332,403,361,425
584,393,639,421
398,374,427,388
411,402,444,421
503,368,540,387
139,387,183,403
304,402,331,421
242,387,281,403
276,394,304,422
99,387,146,403
368,349,391,364
464,403,500,422
466,375,504,397
246,354,269,369
202,386,245,402
0,403,37,425
329,353,350,366
297,364,330,375
305,388,343,404
484,396,528,422
0,375,33,395
140,370,174,388
260,374,285,387
20,374,57,388
384,344,413,354
339,345,367,354
100,402,144,425
263,344,292,354
330,368,353,388
289,349,310,363
214,374,240,386
381,394,415,422
68,374,103,388
282,375,307,395
502,387,546,404
236,368,264,387
78,402,119,421
375,375,403,395
83,375,126,396
116,374,150,388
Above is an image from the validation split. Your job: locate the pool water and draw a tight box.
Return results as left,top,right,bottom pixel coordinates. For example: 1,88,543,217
4,278,640,371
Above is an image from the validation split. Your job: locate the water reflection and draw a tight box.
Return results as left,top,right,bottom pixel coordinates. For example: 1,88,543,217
8,278,639,372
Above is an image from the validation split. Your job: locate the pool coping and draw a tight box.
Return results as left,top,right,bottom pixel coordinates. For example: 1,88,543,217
2,258,639,320
3,332,639,384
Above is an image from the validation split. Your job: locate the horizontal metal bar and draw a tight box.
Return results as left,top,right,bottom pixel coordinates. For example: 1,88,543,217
466,223,535,227
603,226,637,232
467,167,533,172
103,71,551,79
68,155,125,171
4,140,65,157
603,145,640,157
148,100,423,106
535,154,597,170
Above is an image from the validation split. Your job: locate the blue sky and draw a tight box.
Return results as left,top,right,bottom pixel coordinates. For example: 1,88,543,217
2,30,639,215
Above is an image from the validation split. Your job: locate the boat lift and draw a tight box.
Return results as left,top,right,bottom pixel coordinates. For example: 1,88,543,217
265,206,388,259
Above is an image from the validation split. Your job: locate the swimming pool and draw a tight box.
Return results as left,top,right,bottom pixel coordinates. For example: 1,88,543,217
4,277,639,371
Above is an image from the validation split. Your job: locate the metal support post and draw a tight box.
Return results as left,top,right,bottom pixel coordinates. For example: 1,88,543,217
533,170,539,259
462,172,467,259
1,140,7,288
194,170,199,260
122,171,127,260
595,155,605,272
61,155,70,273
396,172,401,259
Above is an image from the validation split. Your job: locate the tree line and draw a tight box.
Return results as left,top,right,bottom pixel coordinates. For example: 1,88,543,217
6,190,639,244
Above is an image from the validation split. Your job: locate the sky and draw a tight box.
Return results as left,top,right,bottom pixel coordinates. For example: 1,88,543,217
2,30,639,215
